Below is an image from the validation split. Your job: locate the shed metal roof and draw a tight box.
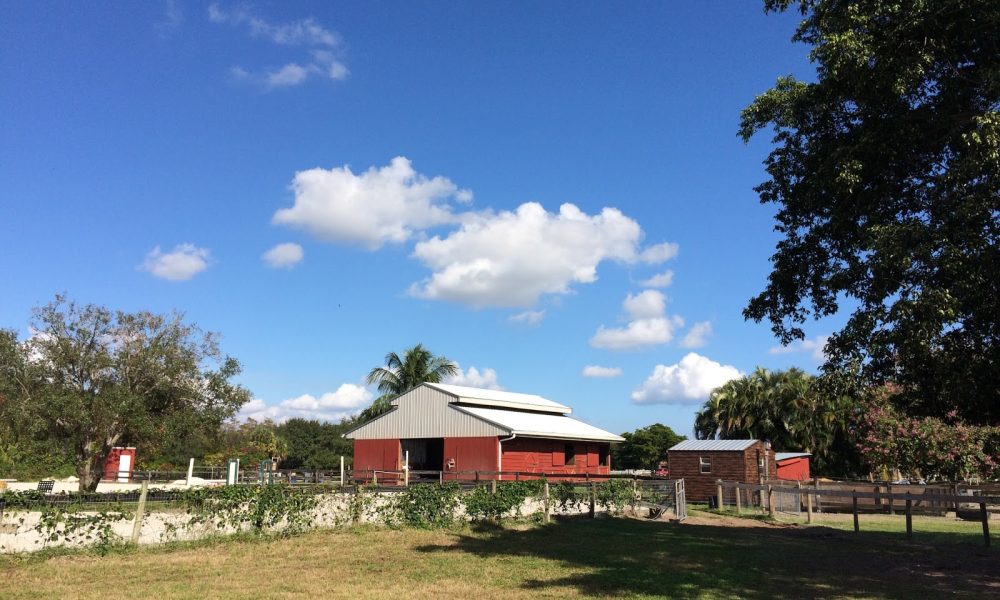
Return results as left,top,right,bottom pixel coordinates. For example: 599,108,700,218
454,405,624,442
669,439,758,452
775,452,812,462
424,382,571,414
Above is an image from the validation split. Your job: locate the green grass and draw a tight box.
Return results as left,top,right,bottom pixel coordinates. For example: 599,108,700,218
1,515,996,599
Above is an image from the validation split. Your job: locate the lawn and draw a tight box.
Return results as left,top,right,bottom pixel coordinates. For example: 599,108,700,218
1,513,997,599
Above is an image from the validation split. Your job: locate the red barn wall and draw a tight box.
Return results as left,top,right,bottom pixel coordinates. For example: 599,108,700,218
353,439,400,475
776,457,810,481
500,438,610,480
102,447,136,481
443,436,499,479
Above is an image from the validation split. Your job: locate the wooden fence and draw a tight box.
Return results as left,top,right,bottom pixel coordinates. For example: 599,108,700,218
715,479,995,547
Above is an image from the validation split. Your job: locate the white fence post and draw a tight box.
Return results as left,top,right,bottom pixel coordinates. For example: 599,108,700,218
186,458,195,486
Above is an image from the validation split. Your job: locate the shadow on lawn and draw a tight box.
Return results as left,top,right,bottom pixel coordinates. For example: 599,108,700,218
416,517,999,599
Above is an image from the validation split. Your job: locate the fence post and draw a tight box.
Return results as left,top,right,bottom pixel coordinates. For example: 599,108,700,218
886,482,894,515
439,471,443,484
905,496,913,540
735,485,742,514
491,479,497,494
186,458,195,486
814,478,822,513
767,485,776,518
852,495,860,532
806,486,813,523
589,482,597,518
716,480,724,511
543,481,551,524
130,480,148,545
340,456,344,486
981,503,991,548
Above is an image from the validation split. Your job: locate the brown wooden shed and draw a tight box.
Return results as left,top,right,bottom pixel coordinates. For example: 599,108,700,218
667,439,777,502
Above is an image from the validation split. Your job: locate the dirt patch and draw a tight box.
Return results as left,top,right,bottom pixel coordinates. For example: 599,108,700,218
680,514,789,529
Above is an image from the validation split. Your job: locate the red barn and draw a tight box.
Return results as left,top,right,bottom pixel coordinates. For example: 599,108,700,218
345,383,624,480
775,452,811,481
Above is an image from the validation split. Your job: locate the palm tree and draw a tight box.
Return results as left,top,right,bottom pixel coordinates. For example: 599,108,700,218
357,344,458,423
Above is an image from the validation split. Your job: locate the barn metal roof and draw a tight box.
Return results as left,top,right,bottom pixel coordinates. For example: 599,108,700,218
775,452,811,462
453,405,625,442
424,383,571,414
669,439,759,452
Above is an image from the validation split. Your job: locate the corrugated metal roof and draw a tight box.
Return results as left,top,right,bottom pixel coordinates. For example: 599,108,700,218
670,439,759,452
425,383,571,414
775,452,811,461
454,406,625,442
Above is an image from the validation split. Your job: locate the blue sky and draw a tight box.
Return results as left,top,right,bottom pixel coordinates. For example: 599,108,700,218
0,2,840,436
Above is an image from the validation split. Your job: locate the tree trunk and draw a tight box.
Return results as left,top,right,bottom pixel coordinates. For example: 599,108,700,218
77,444,108,492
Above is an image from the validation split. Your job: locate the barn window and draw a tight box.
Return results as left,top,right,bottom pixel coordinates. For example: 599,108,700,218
699,456,712,474
599,446,609,466
564,444,576,465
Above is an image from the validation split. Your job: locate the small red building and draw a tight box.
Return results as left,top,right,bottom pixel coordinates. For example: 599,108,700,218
102,447,136,482
667,439,777,502
345,383,624,480
775,452,811,481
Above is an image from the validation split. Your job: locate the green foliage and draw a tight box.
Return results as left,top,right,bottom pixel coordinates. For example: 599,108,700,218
552,482,581,511
177,484,320,535
612,424,685,470
389,483,462,528
596,479,636,514
742,1,1000,424
34,508,131,554
274,418,354,469
358,344,458,424
852,388,1000,481
462,481,543,521
0,295,251,491
694,368,861,476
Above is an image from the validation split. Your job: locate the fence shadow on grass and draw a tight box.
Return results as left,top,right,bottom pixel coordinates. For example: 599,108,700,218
415,517,998,599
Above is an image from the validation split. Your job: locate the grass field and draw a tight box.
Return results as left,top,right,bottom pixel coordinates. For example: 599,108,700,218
1,512,997,599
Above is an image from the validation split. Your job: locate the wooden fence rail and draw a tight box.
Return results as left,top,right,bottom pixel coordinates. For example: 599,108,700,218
715,479,993,547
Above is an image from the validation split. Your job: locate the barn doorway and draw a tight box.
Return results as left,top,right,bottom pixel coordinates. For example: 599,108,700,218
400,438,444,471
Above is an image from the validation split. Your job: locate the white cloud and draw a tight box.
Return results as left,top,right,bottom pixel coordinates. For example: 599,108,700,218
262,243,304,268
639,242,679,264
582,365,622,378
410,202,675,308
209,4,348,89
623,290,667,320
679,321,712,349
273,157,469,249
445,364,502,390
508,310,545,326
631,353,742,405
590,290,683,351
140,244,211,281
639,269,674,288
769,335,829,362
237,383,373,423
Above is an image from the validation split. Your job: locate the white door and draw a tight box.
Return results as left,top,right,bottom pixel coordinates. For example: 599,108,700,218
117,454,131,483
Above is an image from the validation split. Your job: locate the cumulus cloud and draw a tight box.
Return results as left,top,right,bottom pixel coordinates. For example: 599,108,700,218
631,353,741,405
445,364,502,390
140,244,211,281
769,335,829,362
639,270,674,288
507,310,545,326
273,157,469,249
237,383,373,423
209,4,348,89
410,202,675,308
679,321,712,349
262,242,304,268
639,242,679,264
582,365,622,378
590,290,684,351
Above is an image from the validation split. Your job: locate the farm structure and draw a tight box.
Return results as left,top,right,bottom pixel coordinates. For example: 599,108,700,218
344,383,624,480
667,439,777,502
775,452,811,481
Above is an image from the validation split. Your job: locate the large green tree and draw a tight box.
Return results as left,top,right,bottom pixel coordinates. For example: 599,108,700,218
359,344,458,423
694,368,859,475
741,1,1000,422
0,296,251,491
612,424,685,471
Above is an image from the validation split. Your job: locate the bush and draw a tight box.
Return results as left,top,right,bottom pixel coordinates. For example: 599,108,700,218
462,480,542,521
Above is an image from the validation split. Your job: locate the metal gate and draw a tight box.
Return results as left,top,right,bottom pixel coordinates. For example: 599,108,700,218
674,479,687,521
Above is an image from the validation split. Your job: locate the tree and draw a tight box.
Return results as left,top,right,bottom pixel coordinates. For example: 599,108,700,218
694,368,859,475
359,344,458,423
741,1,1000,423
612,424,685,471
0,296,250,491
274,418,353,469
